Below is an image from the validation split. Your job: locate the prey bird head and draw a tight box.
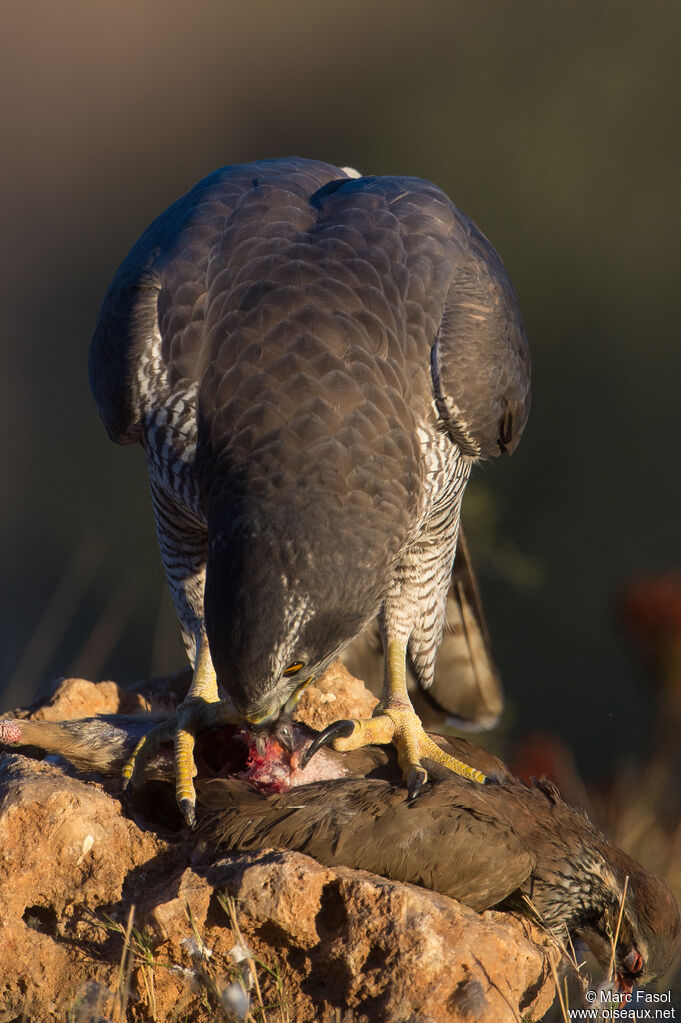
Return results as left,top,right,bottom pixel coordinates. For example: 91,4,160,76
579,848,681,992
521,780,680,992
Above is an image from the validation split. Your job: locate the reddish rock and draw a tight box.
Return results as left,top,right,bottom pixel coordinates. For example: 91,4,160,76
0,669,558,1021
0,754,169,1019
5,674,149,721
207,850,557,1022
296,659,379,730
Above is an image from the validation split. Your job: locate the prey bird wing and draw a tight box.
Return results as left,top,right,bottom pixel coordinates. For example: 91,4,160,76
0,712,532,912
198,774,535,912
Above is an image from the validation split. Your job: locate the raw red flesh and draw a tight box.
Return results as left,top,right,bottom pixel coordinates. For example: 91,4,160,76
241,735,293,793
233,727,348,794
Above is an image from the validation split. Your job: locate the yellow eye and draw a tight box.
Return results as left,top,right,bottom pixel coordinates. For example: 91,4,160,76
283,662,305,676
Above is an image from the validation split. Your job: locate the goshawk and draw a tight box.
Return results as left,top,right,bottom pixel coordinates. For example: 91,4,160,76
89,157,530,823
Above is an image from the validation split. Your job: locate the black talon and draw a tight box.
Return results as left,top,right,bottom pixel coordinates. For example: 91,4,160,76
407,765,428,800
179,797,196,829
301,719,355,768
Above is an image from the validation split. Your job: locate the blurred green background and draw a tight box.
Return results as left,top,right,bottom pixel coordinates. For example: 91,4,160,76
1,0,679,778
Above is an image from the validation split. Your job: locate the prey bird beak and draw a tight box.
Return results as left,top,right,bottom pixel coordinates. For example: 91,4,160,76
274,715,295,753
247,711,297,756
253,730,267,757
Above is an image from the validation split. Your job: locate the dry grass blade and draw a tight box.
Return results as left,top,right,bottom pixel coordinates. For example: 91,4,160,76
68,569,143,679
548,957,570,1023
520,894,582,974
607,875,629,982
134,927,157,1020
114,903,136,1020
183,902,243,1018
186,902,213,964
4,532,106,706
83,907,161,1019
565,929,586,973
219,894,268,1022
521,892,592,1022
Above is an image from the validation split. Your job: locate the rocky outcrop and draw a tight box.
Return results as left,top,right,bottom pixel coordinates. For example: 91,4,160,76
0,668,558,1022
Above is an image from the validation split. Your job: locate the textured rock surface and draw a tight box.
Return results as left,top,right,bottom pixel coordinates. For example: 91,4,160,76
0,667,558,1021
9,673,150,720
208,850,556,1023
296,659,379,729
0,754,172,1019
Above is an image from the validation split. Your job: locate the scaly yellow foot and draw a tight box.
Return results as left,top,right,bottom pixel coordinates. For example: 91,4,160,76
302,637,487,796
123,630,237,827
302,701,486,797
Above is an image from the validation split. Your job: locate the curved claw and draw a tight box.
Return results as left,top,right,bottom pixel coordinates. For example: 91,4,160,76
407,765,428,800
122,728,171,792
120,692,238,828
121,736,145,792
179,797,196,829
301,719,355,769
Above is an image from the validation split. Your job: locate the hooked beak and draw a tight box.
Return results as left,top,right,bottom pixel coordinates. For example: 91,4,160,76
247,715,295,755
243,676,312,753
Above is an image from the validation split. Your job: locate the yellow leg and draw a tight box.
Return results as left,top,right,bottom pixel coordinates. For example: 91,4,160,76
185,628,220,703
174,629,221,821
328,638,486,795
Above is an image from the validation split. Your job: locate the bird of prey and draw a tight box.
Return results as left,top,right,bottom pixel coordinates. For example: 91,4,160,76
1,713,678,992
89,157,530,823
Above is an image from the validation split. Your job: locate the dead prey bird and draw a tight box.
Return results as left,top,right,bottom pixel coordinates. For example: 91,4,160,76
1,713,677,993
89,157,530,823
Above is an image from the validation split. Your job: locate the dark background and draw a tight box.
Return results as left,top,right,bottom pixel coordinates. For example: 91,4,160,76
1,1,679,777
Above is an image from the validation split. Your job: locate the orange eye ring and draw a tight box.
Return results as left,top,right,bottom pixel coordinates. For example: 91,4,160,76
283,662,305,676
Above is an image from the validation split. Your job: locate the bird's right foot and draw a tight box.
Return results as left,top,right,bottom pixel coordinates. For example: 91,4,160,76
302,700,487,797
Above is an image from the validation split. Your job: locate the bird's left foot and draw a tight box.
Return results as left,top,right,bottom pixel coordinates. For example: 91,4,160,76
302,700,487,797
122,696,239,826
123,629,239,828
